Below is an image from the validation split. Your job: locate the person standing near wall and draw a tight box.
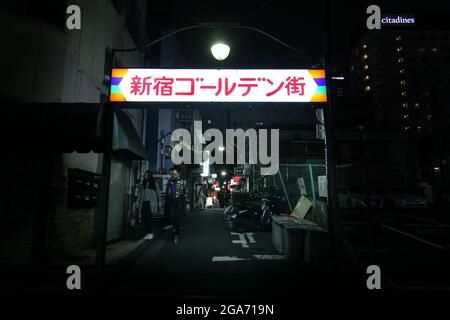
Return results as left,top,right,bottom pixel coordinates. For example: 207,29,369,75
165,166,189,244
137,170,161,240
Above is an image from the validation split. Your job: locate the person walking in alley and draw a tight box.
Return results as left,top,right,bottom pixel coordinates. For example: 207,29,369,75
165,166,189,244
137,170,161,240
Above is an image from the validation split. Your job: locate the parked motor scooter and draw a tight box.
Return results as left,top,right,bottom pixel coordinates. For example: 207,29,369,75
223,195,274,232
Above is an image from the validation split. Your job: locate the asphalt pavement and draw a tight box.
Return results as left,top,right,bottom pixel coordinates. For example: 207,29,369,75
105,209,352,301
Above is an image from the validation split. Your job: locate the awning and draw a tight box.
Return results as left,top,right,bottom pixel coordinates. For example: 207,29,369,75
112,109,148,160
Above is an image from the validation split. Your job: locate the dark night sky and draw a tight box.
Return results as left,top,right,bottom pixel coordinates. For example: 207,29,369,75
149,0,450,69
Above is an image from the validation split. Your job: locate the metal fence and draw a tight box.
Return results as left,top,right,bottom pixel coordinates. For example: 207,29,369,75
255,164,327,212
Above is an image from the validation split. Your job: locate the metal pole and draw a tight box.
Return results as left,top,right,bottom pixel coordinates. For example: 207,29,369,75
160,130,164,173
278,169,293,212
95,50,116,292
323,0,343,279
96,103,114,291
309,164,316,200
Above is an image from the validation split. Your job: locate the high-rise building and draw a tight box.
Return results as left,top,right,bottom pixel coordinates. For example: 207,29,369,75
350,30,450,132
350,29,450,187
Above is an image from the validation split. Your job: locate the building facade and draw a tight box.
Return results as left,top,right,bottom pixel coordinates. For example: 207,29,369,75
349,30,450,191
0,0,153,264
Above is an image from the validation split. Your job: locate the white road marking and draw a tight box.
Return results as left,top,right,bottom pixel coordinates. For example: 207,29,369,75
231,232,249,248
211,256,248,262
212,255,288,262
245,232,256,243
253,255,287,260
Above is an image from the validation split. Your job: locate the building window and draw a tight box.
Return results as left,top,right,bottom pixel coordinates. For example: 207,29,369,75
400,80,406,85
398,58,405,63
399,69,406,74
417,126,422,132
402,103,409,108
404,126,411,130
431,48,439,52
403,114,410,120
397,47,403,52
401,92,407,97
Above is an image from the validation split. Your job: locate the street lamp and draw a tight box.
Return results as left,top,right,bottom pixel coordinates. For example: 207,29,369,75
221,170,227,176
211,43,230,61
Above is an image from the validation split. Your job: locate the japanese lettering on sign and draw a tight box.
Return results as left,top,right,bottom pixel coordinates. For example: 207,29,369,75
110,69,327,103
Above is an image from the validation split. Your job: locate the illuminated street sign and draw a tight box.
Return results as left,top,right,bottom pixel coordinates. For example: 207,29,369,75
110,69,327,103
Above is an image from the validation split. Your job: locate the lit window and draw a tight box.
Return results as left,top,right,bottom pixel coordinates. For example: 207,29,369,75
431,48,439,52
417,126,422,132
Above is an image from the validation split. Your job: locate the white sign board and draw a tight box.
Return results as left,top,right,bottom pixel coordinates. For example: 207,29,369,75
297,178,307,195
316,124,326,140
318,175,328,198
110,69,327,103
